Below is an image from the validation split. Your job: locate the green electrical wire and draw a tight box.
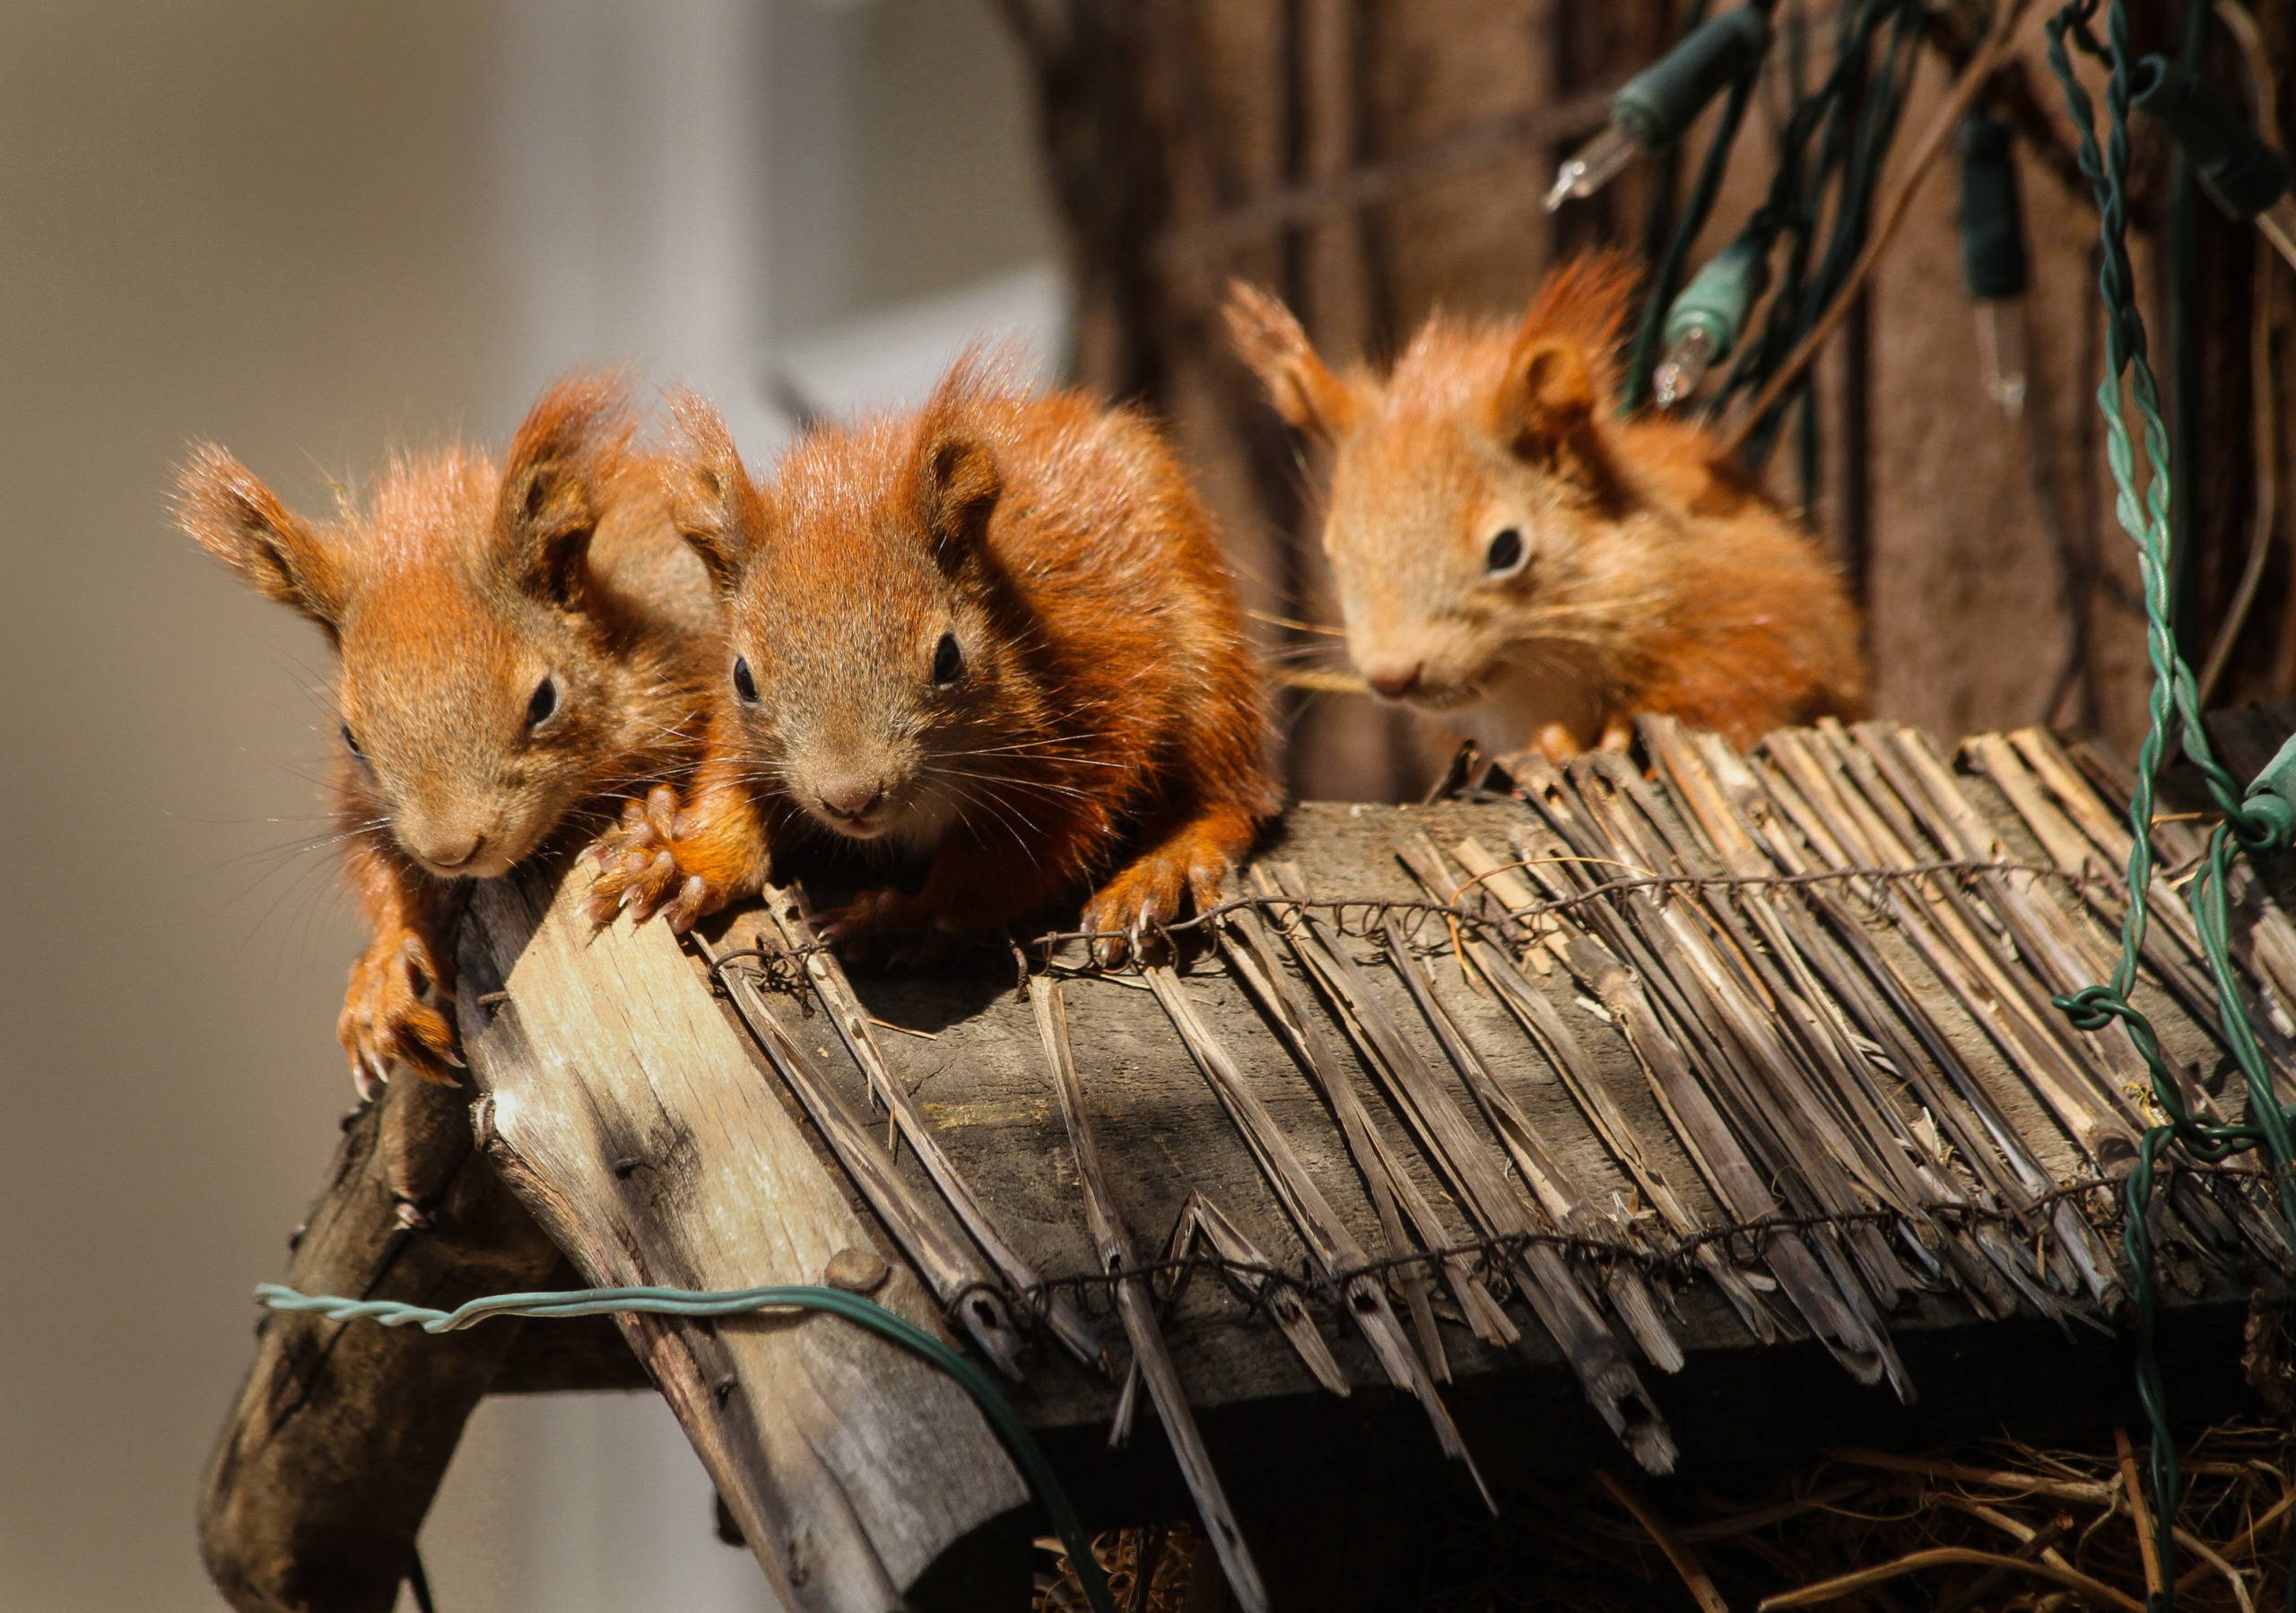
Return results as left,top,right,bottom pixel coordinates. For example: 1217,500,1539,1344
257,1281,1120,1613
2042,4,2296,1609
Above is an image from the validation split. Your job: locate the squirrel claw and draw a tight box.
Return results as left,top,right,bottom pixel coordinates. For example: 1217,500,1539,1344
1083,858,1194,969
340,929,463,1095
661,874,711,934
584,809,714,929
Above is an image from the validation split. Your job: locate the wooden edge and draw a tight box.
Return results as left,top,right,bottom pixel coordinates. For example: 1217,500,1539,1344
199,1070,565,1613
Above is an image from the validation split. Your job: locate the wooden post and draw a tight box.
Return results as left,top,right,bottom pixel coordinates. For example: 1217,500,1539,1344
199,1067,565,1613
455,860,1029,1611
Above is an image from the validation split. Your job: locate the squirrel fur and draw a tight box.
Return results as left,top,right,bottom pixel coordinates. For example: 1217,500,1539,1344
178,374,718,1092
585,356,1279,963
1225,253,1867,756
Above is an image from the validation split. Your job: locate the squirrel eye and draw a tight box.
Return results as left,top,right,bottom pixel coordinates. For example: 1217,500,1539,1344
1485,527,1528,578
340,722,364,759
526,676,558,728
931,632,962,686
732,656,759,704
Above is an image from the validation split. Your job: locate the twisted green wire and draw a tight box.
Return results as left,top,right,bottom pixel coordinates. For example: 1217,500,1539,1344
257,1282,1119,1613
2043,4,2296,1608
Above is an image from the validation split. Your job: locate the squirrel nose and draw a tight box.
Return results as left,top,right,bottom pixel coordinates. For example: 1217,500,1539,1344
818,779,885,819
420,831,484,870
1362,658,1424,701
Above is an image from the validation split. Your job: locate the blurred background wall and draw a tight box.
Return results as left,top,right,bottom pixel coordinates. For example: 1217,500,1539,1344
0,4,1053,1610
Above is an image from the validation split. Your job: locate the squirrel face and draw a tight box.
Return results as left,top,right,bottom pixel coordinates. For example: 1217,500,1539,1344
179,377,657,879
1227,258,1648,716
670,393,1037,853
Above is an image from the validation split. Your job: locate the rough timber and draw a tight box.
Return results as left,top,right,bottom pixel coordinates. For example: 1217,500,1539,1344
201,711,2296,1612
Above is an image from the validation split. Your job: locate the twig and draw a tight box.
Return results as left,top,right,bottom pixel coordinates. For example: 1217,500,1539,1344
1930,1513,2076,1613
2173,1486,2296,1595
1595,1470,1732,1613
1755,1545,2144,1612
1831,1449,2113,1504
2117,1426,2168,1599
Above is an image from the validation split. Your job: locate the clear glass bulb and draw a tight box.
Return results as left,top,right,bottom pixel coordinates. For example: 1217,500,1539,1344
2257,194,2296,275
1545,123,1642,213
1976,298,2028,420
1652,325,1718,408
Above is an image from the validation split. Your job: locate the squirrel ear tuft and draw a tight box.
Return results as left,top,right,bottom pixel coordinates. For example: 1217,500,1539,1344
1493,335,1612,484
176,445,346,635
499,371,635,608
1222,281,1365,442
665,389,764,598
912,428,1000,566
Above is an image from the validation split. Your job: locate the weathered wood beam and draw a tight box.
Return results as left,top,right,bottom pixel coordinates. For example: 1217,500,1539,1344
199,1068,565,1613
455,860,1029,1613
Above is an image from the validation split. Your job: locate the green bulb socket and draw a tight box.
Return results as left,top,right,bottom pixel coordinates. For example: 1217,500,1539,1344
1613,6,1771,148
1956,111,2029,301
2132,54,2291,222
1663,236,1770,360
2245,732,2296,852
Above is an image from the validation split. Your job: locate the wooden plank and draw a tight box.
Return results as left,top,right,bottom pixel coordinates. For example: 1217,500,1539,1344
206,739,2296,1600
456,860,1027,1612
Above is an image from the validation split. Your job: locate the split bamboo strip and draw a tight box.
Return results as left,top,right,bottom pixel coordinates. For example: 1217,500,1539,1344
697,930,1028,1377
1217,908,1456,1375
1381,931,1686,1373
1159,1189,1349,1395
1140,960,1489,1496
1407,832,1774,1342
1234,882,1519,1357
758,883,1105,1368
1028,976,1268,1613
1260,861,1680,1474
1508,754,1914,1397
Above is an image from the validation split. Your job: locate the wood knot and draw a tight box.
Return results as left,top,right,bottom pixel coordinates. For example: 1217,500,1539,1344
823,1247,890,1294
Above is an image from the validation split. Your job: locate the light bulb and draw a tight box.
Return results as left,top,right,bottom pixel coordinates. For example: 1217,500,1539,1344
1653,326,1718,408
1545,124,1642,213
1975,299,2028,420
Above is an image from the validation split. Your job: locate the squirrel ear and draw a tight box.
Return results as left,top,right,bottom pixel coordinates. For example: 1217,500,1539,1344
913,428,1000,567
498,372,633,607
1223,281,1364,442
1492,336,1611,482
176,445,346,635
665,389,763,598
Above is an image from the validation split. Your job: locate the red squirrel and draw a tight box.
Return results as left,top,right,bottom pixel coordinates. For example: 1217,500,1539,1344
1225,254,1866,756
178,376,717,1091
583,358,1278,963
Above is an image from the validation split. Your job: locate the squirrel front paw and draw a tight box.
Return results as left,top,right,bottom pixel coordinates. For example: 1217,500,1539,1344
340,928,460,1095
1082,857,1200,968
583,785,725,931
